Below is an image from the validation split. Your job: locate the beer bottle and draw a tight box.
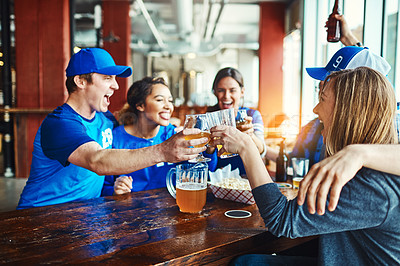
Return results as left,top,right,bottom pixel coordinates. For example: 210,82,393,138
327,0,340,42
275,139,288,182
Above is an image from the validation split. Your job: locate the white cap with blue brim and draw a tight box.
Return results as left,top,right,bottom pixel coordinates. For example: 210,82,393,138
306,46,391,81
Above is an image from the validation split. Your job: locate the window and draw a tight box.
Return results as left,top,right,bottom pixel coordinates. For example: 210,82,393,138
382,0,399,99
343,0,365,44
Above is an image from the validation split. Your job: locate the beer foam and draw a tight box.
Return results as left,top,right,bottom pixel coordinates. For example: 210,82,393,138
177,182,207,191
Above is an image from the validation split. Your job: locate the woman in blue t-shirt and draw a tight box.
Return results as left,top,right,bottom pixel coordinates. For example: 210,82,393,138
102,77,216,196
207,67,266,175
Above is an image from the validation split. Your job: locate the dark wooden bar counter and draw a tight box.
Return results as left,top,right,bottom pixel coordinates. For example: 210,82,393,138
0,187,315,265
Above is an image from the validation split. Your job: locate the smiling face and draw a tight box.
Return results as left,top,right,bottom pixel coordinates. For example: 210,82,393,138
214,76,245,113
137,83,174,127
313,79,336,142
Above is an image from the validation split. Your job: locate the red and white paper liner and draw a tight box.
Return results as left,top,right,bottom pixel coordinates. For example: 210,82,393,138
209,183,255,205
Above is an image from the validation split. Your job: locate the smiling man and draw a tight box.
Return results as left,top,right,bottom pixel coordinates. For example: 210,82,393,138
17,48,207,209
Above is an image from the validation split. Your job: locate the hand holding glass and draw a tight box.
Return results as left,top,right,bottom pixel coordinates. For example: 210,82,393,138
184,114,211,163
236,109,249,132
207,108,238,158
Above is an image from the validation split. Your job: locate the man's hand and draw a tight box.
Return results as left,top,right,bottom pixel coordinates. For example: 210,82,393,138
297,145,363,215
114,176,133,195
160,128,208,163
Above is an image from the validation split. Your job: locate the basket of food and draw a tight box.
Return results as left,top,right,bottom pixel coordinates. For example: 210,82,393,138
208,165,255,205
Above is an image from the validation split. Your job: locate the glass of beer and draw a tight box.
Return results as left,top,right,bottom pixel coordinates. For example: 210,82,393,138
207,108,238,158
236,109,248,131
291,158,310,189
166,163,208,213
184,114,211,163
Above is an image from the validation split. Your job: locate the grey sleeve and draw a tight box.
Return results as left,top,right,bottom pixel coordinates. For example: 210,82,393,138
253,169,391,239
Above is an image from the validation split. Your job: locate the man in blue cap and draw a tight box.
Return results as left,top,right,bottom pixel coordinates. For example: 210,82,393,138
17,48,207,209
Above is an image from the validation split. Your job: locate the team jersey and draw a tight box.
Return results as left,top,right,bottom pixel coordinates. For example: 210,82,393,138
17,103,117,209
290,118,325,167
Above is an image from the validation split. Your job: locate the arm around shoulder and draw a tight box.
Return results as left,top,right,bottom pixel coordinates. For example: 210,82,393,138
357,144,400,175
297,144,400,216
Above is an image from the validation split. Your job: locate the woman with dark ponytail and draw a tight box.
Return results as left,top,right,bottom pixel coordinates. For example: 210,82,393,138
208,67,266,175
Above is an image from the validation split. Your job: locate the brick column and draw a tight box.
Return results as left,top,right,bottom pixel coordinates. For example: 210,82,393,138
102,0,132,114
14,0,70,177
258,2,285,122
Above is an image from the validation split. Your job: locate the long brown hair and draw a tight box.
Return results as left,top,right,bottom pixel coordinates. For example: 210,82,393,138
322,67,396,156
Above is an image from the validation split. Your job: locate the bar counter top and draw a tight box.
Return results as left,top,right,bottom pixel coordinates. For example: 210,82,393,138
0,187,314,265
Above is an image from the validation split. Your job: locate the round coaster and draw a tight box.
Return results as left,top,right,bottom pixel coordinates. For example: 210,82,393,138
277,182,292,188
224,210,252,219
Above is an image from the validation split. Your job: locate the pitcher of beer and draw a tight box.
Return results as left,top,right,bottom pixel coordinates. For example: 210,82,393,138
166,163,208,213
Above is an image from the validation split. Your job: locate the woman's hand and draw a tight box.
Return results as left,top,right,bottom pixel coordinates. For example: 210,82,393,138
236,116,265,154
114,176,133,195
174,126,184,133
210,125,250,156
211,125,273,188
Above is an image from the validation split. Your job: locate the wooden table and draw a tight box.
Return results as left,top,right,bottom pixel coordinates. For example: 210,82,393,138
0,187,315,265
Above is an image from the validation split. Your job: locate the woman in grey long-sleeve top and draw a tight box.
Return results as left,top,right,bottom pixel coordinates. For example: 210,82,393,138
211,67,400,265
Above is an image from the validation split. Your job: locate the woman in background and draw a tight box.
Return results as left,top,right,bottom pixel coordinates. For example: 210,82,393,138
212,67,400,265
102,77,216,196
207,67,266,175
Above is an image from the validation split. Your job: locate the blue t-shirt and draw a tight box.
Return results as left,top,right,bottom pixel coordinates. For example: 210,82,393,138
214,107,266,175
290,118,325,167
102,124,217,196
17,103,117,209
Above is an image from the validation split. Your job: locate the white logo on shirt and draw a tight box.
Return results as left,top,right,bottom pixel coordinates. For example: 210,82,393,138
102,128,113,148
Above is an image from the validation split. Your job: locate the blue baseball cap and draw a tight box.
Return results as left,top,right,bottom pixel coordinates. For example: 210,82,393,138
66,48,132,78
306,46,391,81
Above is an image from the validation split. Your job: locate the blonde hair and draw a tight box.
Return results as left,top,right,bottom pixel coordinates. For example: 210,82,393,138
322,67,397,156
